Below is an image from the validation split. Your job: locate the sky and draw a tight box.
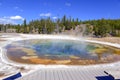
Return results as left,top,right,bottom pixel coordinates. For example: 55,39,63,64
0,0,120,24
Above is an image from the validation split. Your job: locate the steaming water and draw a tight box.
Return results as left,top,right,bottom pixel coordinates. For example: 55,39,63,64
5,39,120,65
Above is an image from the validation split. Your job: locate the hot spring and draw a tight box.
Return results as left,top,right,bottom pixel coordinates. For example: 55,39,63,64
5,39,120,65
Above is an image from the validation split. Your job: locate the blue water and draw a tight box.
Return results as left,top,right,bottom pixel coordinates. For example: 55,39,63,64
31,40,90,56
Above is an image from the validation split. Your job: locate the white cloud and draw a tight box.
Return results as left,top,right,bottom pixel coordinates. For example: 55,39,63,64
65,2,71,7
52,16,58,20
0,15,24,24
10,15,24,20
40,13,51,17
0,18,16,24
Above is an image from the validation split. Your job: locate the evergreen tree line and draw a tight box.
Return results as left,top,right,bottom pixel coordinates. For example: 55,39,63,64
0,16,120,37
83,19,120,37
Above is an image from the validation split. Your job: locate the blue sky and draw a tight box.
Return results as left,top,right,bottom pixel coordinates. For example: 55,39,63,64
0,0,120,24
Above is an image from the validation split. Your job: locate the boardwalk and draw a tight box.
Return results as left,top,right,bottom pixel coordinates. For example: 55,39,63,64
16,66,120,80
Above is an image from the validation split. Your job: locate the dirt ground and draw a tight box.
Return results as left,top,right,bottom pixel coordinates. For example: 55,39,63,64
88,37,120,44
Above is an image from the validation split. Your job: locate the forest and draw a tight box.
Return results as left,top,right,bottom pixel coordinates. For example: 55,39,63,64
0,15,120,37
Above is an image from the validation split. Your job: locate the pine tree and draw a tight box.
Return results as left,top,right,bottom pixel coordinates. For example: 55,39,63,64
23,19,27,33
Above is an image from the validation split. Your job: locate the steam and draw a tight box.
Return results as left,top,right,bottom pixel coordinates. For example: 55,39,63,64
28,39,90,58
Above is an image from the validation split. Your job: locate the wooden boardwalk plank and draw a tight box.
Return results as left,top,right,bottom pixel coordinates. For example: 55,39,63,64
53,69,60,80
16,67,111,80
64,69,73,80
56,69,63,80
41,70,46,80
59,69,67,80
72,69,85,80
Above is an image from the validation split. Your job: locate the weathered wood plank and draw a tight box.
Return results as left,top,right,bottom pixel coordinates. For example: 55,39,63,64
16,67,114,80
